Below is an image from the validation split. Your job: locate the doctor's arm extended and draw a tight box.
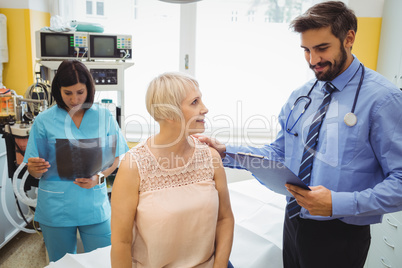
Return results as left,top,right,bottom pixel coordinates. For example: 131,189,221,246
210,148,234,268
110,152,139,268
196,117,287,169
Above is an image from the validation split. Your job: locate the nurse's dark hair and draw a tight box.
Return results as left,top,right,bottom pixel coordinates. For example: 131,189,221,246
290,1,357,42
51,60,95,111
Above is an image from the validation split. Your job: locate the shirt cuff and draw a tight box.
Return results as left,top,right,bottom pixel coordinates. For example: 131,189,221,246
222,145,245,170
225,144,236,153
331,191,356,217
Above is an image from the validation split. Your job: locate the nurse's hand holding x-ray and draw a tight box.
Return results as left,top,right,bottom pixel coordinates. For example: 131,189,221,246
74,176,101,189
27,156,106,189
74,158,119,189
27,157,50,178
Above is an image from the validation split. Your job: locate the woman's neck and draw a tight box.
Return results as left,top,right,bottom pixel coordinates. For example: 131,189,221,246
68,108,85,129
150,131,193,155
148,128,195,169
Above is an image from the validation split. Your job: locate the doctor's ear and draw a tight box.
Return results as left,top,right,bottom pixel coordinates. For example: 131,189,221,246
344,30,356,49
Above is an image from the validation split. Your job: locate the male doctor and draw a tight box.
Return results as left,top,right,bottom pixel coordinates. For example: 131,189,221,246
198,1,402,267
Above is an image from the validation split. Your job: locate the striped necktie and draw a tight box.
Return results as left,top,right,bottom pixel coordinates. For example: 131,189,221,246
287,82,336,219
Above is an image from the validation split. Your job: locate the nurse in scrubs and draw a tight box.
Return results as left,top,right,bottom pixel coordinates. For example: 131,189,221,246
24,60,129,262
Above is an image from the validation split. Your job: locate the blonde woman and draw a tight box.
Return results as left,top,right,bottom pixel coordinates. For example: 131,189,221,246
111,72,234,267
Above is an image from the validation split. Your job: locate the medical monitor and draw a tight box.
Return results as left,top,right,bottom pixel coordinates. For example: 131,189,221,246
36,31,89,60
89,33,132,60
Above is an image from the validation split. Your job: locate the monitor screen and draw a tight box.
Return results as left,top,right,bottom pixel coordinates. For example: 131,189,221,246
44,34,69,56
92,36,115,57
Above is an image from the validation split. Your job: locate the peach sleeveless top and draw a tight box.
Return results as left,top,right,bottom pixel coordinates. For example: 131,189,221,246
129,137,218,268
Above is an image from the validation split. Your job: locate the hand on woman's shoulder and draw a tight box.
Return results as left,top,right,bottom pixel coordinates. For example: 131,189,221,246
209,147,224,169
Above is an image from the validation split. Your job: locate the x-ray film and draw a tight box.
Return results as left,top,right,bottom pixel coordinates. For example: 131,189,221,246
55,135,116,180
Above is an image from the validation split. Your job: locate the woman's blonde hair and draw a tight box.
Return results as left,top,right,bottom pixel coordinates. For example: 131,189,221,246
146,72,199,122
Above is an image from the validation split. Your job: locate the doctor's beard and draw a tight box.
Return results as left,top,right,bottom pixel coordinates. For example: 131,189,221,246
310,44,348,81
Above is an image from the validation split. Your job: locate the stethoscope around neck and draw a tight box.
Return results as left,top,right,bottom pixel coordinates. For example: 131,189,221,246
285,64,365,137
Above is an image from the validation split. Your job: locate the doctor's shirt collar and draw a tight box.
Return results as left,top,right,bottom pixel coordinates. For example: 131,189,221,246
317,55,361,93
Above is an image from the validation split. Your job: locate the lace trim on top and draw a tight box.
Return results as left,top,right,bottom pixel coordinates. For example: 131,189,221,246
129,137,214,192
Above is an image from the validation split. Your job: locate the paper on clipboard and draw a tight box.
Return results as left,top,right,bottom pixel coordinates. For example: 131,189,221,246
226,152,310,197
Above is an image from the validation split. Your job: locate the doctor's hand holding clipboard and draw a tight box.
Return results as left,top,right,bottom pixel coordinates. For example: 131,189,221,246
225,151,332,217
225,152,332,217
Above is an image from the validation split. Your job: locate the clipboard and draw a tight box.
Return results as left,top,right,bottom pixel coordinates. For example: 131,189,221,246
226,152,310,197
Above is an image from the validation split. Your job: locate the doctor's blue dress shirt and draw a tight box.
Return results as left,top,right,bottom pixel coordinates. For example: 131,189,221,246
225,56,402,226
23,104,129,227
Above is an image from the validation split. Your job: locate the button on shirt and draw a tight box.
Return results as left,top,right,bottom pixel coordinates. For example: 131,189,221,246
224,56,402,225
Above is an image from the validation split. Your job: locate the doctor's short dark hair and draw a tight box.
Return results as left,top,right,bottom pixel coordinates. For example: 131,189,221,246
51,60,95,111
290,1,358,43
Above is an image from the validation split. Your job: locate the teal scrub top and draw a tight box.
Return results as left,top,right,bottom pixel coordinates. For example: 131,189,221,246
23,104,129,227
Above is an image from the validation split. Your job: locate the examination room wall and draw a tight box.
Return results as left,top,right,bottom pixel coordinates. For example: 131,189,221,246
354,17,382,70
349,0,384,71
0,0,383,103
0,0,50,96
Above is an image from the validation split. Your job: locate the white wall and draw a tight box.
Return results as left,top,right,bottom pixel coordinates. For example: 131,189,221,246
0,0,30,9
0,0,50,12
28,0,50,12
349,0,384,17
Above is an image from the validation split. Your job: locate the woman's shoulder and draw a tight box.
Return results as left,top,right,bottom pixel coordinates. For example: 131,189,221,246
126,141,148,158
193,136,216,154
207,146,221,159
193,135,209,147
192,137,221,169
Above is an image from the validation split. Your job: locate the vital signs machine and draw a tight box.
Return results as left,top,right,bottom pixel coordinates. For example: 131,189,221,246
39,60,133,134
36,30,134,134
